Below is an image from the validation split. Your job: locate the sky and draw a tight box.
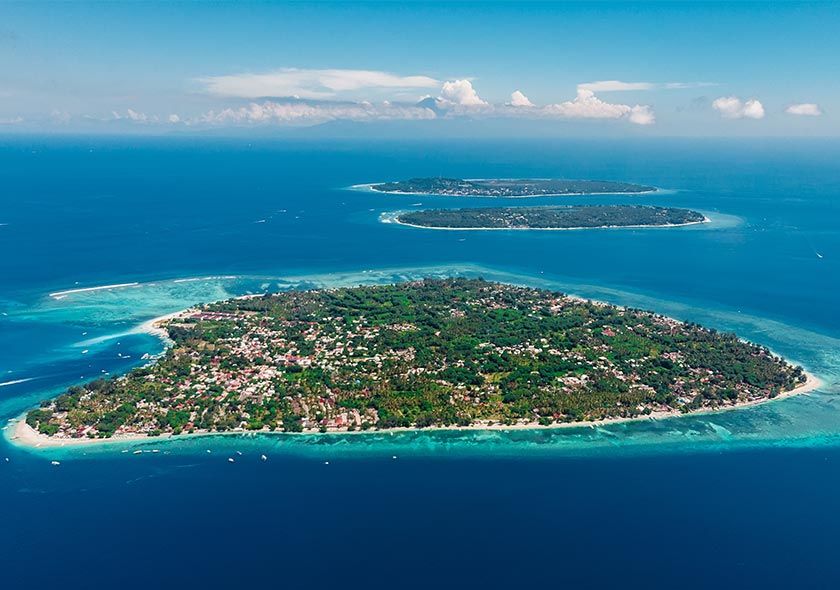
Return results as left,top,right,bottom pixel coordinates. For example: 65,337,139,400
0,1,837,136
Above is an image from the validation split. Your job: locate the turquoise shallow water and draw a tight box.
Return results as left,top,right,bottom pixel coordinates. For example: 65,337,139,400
2,137,840,587
5,265,840,459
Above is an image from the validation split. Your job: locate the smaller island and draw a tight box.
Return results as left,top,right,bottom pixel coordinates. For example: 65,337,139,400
370,178,656,198
394,205,707,230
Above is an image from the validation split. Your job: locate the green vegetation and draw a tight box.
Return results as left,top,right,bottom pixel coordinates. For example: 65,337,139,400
371,177,655,197
397,205,706,229
28,278,804,439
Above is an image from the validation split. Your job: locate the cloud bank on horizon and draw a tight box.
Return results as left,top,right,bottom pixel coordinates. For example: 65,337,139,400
0,67,826,132
187,71,661,127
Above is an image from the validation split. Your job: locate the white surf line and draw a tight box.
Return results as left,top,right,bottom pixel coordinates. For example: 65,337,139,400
172,275,239,283
49,282,140,298
0,378,36,387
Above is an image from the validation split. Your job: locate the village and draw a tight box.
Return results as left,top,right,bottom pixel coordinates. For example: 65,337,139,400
27,279,806,441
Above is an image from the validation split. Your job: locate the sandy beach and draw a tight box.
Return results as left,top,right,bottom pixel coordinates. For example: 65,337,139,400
352,182,660,199
384,214,711,231
8,372,823,451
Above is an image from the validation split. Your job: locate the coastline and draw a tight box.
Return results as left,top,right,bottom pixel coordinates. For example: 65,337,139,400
383,214,712,231
7,276,820,452
8,372,822,451
353,182,659,199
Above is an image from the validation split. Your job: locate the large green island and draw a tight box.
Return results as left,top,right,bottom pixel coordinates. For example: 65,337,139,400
370,177,655,197
23,278,809,443
395,205,707,230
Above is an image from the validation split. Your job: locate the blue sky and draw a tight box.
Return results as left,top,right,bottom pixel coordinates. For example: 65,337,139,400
0,1,837,135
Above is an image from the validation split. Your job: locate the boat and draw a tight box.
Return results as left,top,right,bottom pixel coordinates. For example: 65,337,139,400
132,450,142,455
228,457,235,463
51,461,60,466
261,454,267,461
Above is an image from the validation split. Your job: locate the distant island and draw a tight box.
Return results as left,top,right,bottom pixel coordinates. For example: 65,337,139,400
370,177,656,197
21,278,810,445
394,205,707,230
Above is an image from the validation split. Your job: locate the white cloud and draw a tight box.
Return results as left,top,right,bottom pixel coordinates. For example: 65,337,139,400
628,105,656,125
127,109,147,121
200,100,437,125
110,109,149,122
741,99,765,120
579,80,718,92
439,79,487,106
578,80,653,92
197,68,440,100
664,81,718,90
508,90,534,107
543,89,655,125
0,115,23,124
785,103,822,116
712,96,765,119
167,114,181,123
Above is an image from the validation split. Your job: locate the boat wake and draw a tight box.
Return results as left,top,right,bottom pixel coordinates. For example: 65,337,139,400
0,377,36,388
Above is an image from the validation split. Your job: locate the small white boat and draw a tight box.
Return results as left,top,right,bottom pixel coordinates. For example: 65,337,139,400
81,350,89,355
51,460,60,466
228,458,235,463
133,450,143,455
261,454,267,461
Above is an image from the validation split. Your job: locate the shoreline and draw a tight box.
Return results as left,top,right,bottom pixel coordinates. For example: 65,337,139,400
353,182,659,199
383,214,711,231
8,373,822,451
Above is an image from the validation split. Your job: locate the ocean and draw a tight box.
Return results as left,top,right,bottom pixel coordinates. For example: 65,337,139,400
1,136,839,588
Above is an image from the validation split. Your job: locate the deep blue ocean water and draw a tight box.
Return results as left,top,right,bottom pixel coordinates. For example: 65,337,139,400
2,136,840,588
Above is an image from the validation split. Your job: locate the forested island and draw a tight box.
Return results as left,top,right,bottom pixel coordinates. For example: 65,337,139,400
370,177,655,197
396,205,707,230
24,278,807,442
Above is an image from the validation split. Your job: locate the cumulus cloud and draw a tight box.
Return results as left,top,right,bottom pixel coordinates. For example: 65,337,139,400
785,103,822,116
439,79,487,106
0,115,23,125
197,68,440,100
167,114,181,123
543,89,655,125
110,109,149,122
712,96,765,119
195,84,654,127
200,100,437,125
508,90,534,107
628,105,656,125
